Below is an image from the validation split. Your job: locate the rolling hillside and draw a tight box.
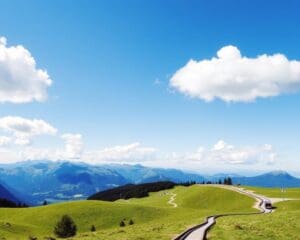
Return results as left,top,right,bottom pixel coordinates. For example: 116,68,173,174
244,186,300,198
0,185,256,240
210,187,300,240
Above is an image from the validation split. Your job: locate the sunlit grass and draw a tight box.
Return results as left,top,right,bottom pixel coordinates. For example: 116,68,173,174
244,186,300,198
0,185,255,239
210,200,300,240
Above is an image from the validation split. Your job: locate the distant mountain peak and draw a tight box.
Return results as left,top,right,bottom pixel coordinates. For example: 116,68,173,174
266,170,290,176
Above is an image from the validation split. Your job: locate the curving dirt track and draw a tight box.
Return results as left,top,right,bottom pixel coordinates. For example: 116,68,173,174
168,193,178,208
174,185,273,240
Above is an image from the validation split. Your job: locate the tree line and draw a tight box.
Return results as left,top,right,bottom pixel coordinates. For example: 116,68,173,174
0,198,28,208
199,177,233,185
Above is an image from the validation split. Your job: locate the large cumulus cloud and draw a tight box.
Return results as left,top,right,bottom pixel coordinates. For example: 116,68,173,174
0,37,52,103
170,45,300,102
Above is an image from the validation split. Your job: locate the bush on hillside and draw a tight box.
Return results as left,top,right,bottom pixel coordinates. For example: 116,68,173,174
129,219,134,225
119,220,126,227
28,236,37,240
90,225,96,232
54,215,77,238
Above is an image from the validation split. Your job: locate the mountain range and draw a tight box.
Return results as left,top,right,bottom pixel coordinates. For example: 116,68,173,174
231,171,300,187
0,160,299,205
0,161,205,204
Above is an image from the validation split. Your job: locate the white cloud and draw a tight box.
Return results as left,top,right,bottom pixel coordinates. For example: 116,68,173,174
0,117,154,163
212,139,233,151
61,133,84,159
0,116,57,145
170,45,300,102
20,133,83,161
0,136,11,146
19,141,155,164
0,36,52,103
185,140,276,165
84,142,157,163
0,149,19,163
142,140,278,173
0,115,278,172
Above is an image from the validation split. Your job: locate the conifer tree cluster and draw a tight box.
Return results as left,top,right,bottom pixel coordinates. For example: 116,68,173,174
54,215,77,238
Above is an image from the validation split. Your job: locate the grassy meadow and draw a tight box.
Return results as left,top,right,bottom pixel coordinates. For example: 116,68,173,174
0,185,256,240
245,186,300,199
209,187,300,240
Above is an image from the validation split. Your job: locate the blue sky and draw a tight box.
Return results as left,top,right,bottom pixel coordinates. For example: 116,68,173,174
0,0,300,175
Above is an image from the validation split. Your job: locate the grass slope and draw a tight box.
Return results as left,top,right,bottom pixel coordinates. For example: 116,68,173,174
245,186,300,198
209,187,300,240
0,185,255,240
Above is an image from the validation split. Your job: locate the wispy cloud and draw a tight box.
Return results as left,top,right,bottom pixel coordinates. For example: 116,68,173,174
84,142,157,164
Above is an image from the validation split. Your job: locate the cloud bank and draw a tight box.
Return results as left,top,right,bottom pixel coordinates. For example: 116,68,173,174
0,116,155,163
84,142,157,163
0,36,52,103
0,116,278,172
170,45,300,102
185,140,276,165
21,133,84,161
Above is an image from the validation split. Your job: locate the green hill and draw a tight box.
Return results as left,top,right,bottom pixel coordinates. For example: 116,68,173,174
244,186,300,198
209,187,300,240
0,185,256,240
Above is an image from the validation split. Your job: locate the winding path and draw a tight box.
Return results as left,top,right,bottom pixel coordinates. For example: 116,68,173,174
174,185,273,240
168,193,178,208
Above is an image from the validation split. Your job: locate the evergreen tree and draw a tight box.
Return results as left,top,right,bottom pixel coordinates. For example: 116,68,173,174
22,203,28,208
228,177,232,185
129,219,134,225
28,236,37,240
90,225,96,232
54,215,77,238
223,178,228,185
119,220,126,227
